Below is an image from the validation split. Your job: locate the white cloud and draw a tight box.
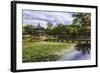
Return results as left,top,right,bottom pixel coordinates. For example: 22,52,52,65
23,10,75,28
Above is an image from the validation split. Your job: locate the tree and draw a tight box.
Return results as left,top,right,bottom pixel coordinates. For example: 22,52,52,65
47,22,53,29
23,25,35,41
51,23,68,38
66,25,79,38
72,13,91,36
72,13,91,27
23,25,34,35
46,22,53,35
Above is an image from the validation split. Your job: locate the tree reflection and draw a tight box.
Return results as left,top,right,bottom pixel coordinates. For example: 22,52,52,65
75,43,91,55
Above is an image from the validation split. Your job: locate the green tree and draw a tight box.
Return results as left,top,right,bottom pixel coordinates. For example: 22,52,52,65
46,23,53,35
72,13,91,36
23,25,35,41
52,23,67,37
72,13,91,27
23,25,34,35
66,25,79,38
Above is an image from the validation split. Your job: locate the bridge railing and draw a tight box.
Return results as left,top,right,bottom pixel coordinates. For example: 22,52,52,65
44,38,90,43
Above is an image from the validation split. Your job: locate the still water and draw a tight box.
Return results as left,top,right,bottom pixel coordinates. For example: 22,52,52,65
59,50,91,61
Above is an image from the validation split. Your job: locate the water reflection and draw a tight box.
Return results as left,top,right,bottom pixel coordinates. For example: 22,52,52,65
59,42,91,61
75,43,91,55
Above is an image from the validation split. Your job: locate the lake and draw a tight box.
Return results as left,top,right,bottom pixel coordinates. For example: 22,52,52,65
59,50,91,61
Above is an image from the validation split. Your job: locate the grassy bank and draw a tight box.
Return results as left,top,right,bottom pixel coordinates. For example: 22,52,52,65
22,41,76,62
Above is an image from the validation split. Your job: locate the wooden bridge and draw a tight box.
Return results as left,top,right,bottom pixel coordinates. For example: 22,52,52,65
45,39,91,43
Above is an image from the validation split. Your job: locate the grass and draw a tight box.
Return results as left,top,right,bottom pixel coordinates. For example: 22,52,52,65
22,41,76,62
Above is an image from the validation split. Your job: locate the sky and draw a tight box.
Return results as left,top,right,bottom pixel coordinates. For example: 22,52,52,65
23,10,75,28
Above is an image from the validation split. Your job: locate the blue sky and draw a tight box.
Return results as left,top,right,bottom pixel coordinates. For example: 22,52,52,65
23,10,75,28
